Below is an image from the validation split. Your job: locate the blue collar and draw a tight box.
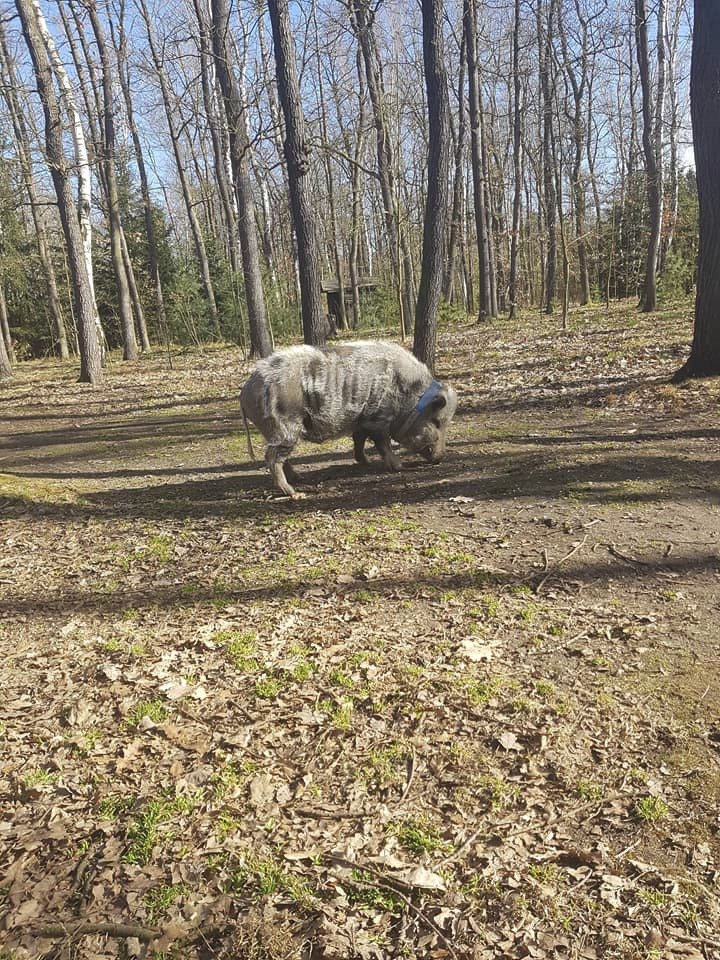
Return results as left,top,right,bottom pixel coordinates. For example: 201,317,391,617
415,379,442,413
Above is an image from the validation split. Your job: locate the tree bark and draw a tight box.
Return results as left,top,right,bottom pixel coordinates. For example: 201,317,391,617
267,0,326,346
85,0,138,361
662,1,683,267
192,0,240,274
109,0,167,347
32,0,102,352
540,0,557,315
210,0,273,357
508,0,523,318
559,0,592,306
444,28,467,304
0,22,69,359
137,0,220,339
0,286,13,380
312,2,347,330
413,0,451,370
351,0,415,334
15,0,102,383
464,0,495,320
635,0,663,312
674,0,720,378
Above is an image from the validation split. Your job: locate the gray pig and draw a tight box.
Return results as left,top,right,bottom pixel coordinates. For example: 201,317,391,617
240,340,458,498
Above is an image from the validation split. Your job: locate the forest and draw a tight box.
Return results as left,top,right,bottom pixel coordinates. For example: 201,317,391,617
0,0,703,380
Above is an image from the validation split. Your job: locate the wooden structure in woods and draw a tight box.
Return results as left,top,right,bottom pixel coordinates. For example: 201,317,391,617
321,277,378,327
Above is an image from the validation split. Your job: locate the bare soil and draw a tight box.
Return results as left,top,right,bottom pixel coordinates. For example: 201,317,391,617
1,300,719,960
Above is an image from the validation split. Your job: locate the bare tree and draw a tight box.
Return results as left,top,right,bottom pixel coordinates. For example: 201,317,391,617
192,0,239,273
539,0,558,315
508,0,523,318
137,0,221,339
635,0,664,311
267,0,326,346
0,21,69,359
465,0,495,320
557,0,592,305
15,0,103,383
413,0,451,369
29,0,102,352
110,0,167,346
210,0,273,357
351,0,415,333
0,286,13,380
674,0,720,377
84,0,138,361
443,26,467,305
312,2,347,331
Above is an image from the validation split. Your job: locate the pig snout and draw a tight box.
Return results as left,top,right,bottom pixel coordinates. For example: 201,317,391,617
425,439,446,463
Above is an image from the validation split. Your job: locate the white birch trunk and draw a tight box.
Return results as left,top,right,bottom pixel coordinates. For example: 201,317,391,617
29,0,101,345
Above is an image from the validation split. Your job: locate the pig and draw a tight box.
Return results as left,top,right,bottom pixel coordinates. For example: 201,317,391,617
239,340,458,499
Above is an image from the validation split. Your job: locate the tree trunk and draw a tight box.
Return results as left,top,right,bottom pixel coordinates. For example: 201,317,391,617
413,0,451,370
66,1,144,349
540,0,557,315
444,29,467,304
267,0,326,346
465,0,495,320
312,2,347,331
0,22,69,359
32,0,102,353
109,0,168,346
15,0,102,383
0,286,13,380
674,0,720,378
119,226,151,352
192,0,240,274
480,96,498,317
508,0,522,319
559,0,592,306
635,0,663,312
349,47,367,328
351,0,415,333
210,0,273,357
86,1,137,362
662,0,682,267
137,0,220,340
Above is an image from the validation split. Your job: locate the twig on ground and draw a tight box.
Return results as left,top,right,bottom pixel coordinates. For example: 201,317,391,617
28,921,160,942
607,543,653,566
399,747,416,803
536,536,588,594
615,838,641,859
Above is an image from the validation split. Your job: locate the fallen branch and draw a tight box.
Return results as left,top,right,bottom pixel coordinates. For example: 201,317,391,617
607,543,653,566
29,921,160,943
398,747,416,803
535,536,588,594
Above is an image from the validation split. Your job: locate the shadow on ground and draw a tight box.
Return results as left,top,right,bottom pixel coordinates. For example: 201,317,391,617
0,548,717,621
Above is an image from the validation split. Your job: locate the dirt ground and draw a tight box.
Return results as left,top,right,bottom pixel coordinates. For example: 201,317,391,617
1,300,719,960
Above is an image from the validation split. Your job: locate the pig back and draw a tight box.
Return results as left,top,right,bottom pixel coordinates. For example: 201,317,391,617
298,342,430,440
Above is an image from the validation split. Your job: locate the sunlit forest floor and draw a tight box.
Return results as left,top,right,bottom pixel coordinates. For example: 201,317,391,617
1,298,719,960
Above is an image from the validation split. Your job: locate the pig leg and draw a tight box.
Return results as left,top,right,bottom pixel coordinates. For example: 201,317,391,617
284,461,304,485
266,437,304,499
353,429,371,465
353,429,401,472
372,433,402,472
